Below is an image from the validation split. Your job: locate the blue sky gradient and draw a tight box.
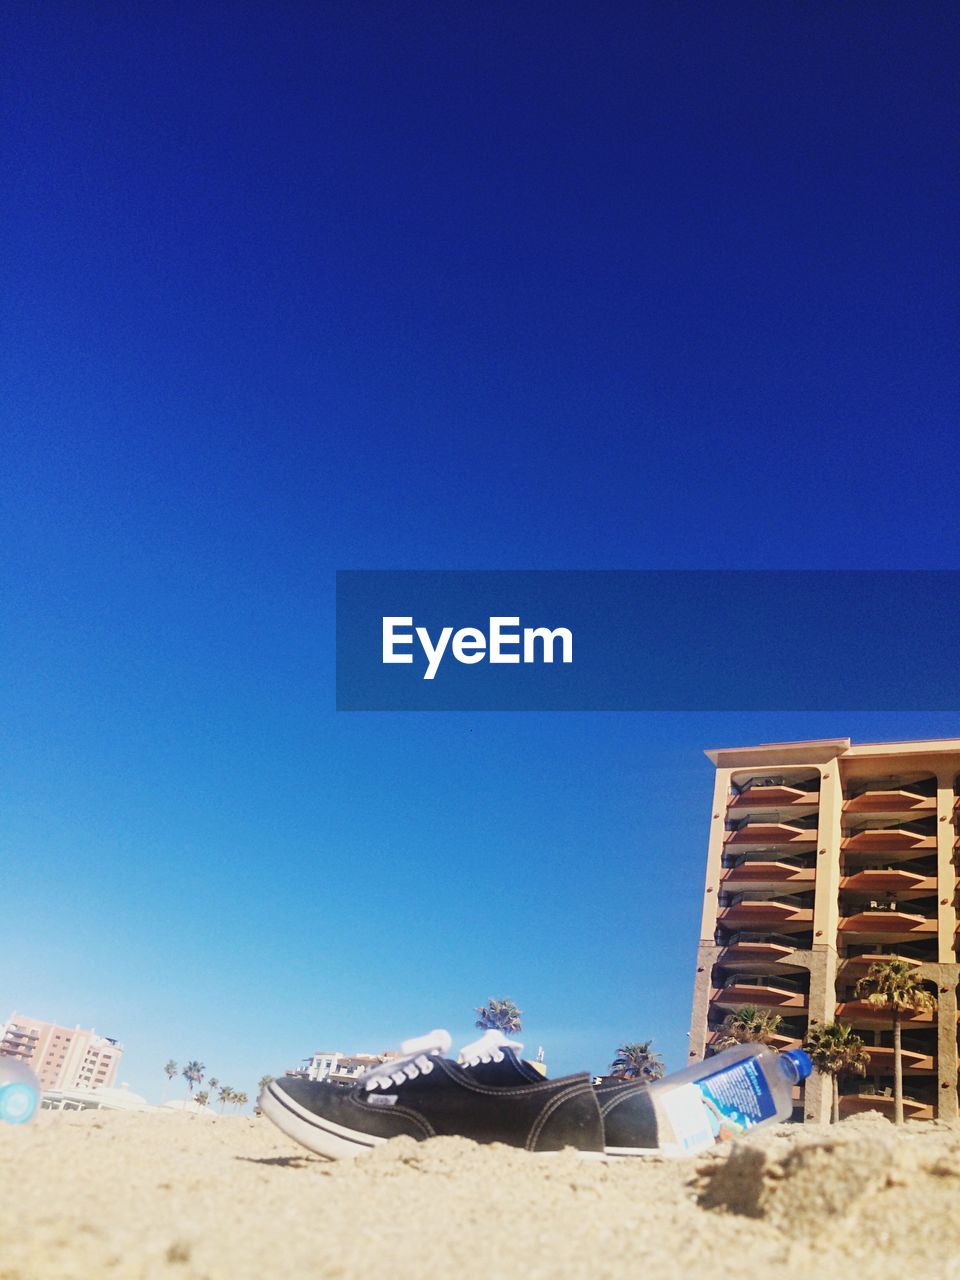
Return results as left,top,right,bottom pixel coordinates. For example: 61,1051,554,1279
3,3,958,1099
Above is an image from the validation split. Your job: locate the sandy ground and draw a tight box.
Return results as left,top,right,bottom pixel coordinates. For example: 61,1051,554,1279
2,1109,960,1280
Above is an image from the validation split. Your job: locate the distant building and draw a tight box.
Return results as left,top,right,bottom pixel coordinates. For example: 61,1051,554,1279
41,1084,153,1113
1,1012,123,1092
298,1049,398,1082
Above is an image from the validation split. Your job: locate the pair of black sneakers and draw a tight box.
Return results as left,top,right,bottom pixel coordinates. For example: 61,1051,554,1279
260,1031,661,1159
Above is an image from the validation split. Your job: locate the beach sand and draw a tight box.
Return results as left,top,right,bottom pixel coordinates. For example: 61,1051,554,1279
2,1109,959,1280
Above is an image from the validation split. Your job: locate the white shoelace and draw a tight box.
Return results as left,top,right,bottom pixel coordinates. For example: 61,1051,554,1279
361,1029,453,1091
457,1029,523,1066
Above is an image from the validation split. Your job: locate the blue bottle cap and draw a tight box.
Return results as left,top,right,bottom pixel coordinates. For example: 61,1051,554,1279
782,1049,813,1081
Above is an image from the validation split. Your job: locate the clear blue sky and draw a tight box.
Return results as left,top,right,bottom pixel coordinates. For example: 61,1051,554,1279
2,4,958,1101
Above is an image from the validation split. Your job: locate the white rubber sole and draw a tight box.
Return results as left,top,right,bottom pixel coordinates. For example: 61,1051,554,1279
259,1082,388,1160
603,1145,662,1158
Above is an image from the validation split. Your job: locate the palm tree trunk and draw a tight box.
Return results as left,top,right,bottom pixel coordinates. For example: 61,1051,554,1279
893,1011,904,1125
832,1074,839,1125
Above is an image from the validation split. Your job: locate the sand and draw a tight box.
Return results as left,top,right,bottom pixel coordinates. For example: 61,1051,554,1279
2,1109,960,1280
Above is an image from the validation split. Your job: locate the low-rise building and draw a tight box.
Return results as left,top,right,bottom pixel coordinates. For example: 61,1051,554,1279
298,1049,398,1082
41,1085,153,1113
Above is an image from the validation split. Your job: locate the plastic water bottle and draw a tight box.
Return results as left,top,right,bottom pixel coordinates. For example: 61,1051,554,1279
0,1059,41,1125
643,1044,812,1156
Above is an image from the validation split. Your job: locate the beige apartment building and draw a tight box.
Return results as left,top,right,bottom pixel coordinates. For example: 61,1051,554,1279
690,737,960,1123
1,1013,123,1092
300,1050,387,1082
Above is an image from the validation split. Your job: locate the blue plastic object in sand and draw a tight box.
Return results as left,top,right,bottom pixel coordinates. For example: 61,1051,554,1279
0,1058,41,1124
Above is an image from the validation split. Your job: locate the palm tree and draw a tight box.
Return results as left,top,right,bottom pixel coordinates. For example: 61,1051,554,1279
194,1090,210,1109
162,1059,178,1101
855,960,936,1124
218,1084,232,1113
207,1076,219,1096
803,1021,869,1123
182,1060,205,1097
233,1090,248,1112
714,1005,783,1049
608,1041,665,1082
474,998,523,1034
258,1075,274,1093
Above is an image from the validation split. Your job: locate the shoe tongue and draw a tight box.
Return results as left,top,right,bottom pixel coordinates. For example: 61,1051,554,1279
360,1029,452,1091
458,1029,524,1065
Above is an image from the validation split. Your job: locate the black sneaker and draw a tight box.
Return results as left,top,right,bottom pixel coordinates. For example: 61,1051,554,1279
592,1078,660,1155
458,1032,660,1156
259,1030,603,1159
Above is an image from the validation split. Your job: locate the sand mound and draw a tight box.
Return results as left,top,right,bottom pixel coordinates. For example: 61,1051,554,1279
696,1112,960,1260
2,1110,959,1279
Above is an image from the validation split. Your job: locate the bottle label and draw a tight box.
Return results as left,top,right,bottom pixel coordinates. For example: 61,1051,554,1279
658,1057,779,1154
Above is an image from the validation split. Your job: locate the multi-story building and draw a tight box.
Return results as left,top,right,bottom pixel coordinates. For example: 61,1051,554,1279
299,1049,396,1083
0,1013,123,1092
690,737,960,1123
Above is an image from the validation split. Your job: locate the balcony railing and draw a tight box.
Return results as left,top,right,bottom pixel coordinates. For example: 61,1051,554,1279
840,903,933,916
720,974,806,994
727,816,819,833
707,1026,804,1051
843,818,935,841
728,790,819,814
722,931,802,947
723,852,810,870
721,892,812,909
841,942,932,962
729,775,820,802
842,861,937,877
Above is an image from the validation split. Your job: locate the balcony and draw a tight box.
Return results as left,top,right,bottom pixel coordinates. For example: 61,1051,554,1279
725,820,818,848
840,868,935,895
711,976,808,1011
838,908,937,940
858,1044,935,1074
729,780,819,811
721,858,816,891
843,788,936,817
719,936,807,970
842,826,936,854
839,1093,933,1120
718,895,814,930
707,1028,802,1052
835,998,935,1025
839,950,928,973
